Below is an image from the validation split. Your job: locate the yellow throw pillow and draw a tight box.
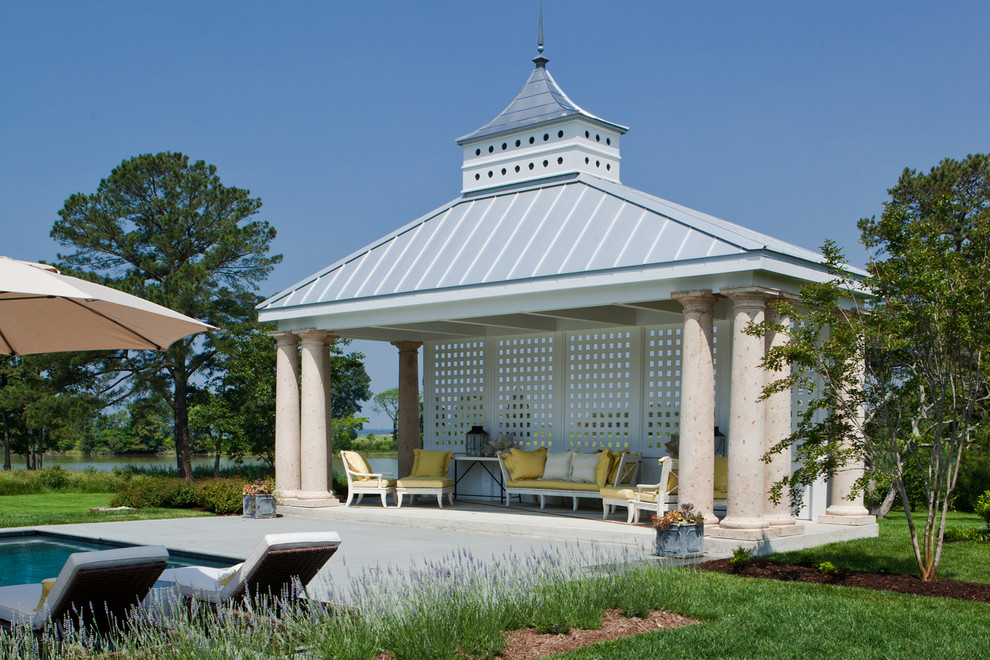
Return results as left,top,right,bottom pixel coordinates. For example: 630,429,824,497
606,449,626,484
342,450,372,479
34,578,57,612
500,452,514,477
667,469,679,492
594,451,614,487
411,449,453,477
508,447,548,480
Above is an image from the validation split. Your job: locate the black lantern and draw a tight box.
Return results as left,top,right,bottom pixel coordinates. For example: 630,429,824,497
465,425,490,456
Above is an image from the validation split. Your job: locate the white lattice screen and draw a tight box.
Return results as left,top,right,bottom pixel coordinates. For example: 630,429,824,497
643,325,681,455
495,336,554,448
430,340,485,450
565,330,633,451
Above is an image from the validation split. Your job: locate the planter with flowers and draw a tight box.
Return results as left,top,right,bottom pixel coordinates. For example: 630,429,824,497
243,478,278,519
653,503,705,558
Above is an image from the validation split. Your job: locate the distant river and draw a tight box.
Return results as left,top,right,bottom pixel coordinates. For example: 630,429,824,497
7,453,398,475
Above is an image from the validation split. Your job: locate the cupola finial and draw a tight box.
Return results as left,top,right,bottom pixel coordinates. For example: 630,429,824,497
533,4,549,67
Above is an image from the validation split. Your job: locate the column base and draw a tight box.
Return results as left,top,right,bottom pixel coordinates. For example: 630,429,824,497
282,493,340,508
817,514,876,526
706,524,783,541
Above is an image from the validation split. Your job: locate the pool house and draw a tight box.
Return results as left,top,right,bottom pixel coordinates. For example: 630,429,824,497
257,45,877,543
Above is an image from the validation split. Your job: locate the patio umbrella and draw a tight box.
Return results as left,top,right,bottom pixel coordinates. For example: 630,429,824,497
0,256,215,356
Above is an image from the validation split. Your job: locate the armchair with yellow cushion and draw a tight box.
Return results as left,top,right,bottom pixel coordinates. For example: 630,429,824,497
624,456,728,524
396,449,455,508
340,450,396,507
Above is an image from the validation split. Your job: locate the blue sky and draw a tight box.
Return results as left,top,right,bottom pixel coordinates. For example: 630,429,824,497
2,1,988,428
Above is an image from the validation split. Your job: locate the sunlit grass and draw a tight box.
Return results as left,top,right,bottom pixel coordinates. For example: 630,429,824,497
0,493,213,528
766,511,990,583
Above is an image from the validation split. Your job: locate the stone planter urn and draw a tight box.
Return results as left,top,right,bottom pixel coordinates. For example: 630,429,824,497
254,493,277,519
242,494,257,519
655,522,704,558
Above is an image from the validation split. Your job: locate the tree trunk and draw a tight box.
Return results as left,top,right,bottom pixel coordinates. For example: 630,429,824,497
173,362,194,482
868,484,897,519
2,416,10,470
214,442,221,477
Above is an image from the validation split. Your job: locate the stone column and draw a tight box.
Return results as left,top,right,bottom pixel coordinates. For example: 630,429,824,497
270,331,301,499
763,303,801,531
713,287,773,538
392,341,423,478
819,355,874,525
672,290,719,526
296,329,339,505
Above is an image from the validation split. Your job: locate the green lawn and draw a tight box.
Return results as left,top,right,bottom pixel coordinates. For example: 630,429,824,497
765,511,990,583
0,492,214,528
556,569,990,659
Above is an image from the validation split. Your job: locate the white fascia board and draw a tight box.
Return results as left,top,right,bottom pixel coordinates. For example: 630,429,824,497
259,252,842,331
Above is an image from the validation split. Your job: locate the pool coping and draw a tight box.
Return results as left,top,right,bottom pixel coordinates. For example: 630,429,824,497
0,528,241,566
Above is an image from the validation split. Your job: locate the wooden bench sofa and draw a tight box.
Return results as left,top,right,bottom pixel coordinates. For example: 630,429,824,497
495,447,640,511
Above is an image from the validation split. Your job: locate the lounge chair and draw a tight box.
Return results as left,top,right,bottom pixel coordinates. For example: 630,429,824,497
340,450,395,507
0,545,169,634
396,449,454,508
153,532,341,605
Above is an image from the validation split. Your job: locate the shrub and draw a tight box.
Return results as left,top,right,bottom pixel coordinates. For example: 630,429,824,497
38,466,70,491
975,491,990,529
109,476,198,509
729,546,752,571
943,526,990,543
196,478,244,515
817,561,837,575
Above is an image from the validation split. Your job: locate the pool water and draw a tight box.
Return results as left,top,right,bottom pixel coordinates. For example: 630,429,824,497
0,533,235,587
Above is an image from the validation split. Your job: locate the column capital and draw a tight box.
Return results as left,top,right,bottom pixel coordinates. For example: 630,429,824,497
391,340,423,353
296,328,338,345
721,286,780,310
671,289,720,313
267,330,299,345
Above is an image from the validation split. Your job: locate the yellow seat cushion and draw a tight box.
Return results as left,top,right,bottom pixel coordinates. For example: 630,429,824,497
410,449,453,477
353,478,396,488
508,479,599,492
508,447,548,480
599,486,637,500
636,489,660,503
342,450,374,480
397,476,454,489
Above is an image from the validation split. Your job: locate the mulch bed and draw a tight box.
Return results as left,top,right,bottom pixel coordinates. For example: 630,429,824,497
696,558,990,604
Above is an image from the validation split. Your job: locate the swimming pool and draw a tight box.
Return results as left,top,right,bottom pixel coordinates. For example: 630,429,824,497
0,531,238,587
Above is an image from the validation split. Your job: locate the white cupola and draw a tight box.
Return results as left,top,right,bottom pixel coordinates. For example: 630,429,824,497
457,42,628,194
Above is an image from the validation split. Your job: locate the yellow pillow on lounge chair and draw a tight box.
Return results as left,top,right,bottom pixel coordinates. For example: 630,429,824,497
342,450,373,480
667,469,678,492
34,578,57,611
218,563,243,586
411,449,453,477
508,447,548,480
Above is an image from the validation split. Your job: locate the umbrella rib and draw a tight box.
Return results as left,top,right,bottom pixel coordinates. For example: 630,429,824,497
0,327,15,356
63,296,169,350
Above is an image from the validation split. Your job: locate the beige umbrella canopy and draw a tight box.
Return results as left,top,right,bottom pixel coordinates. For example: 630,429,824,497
0,256,215,356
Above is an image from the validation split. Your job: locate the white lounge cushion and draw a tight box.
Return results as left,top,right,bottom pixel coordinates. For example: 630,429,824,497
0,544,169,630
161,532,341,604
541,452,573,480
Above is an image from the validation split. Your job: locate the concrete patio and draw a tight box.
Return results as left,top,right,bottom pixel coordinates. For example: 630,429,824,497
20,501,877,601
